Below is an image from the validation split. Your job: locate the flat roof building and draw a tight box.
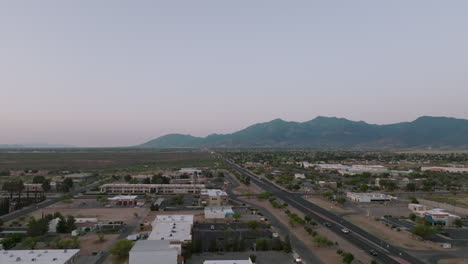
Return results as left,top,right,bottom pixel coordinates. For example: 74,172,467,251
200,189,228,206
129,240,178,264
204,259,253,264
108,195,138,206
0,249,80,264
100,183,205,194
408,203,461,226
148,215,194,242
204,206,234,219
421,166,468,173
346,192,397,203
179,168,202,175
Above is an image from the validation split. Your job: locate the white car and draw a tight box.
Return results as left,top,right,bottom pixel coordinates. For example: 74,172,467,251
341,228,350,234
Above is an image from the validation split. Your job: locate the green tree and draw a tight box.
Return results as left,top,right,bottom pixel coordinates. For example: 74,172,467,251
27,218,49,237
233,213,242,221
42,179,51,192
283,235,292,253
22,237,38,249
98,232,105,242
109,240,133,259
360,184,368,192
255,238,269,250
412,224,437,239
454,218,463,228
406,183,416,192
249,254,257,263
342,252,354,264
32,176,46,184
336,197,346,205
246,220,259,230
61,178,74,192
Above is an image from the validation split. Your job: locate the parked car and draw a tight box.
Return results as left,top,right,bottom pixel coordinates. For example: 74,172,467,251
324,222,332,227
369,249,378,256
341,228,350,234
440,231,450,237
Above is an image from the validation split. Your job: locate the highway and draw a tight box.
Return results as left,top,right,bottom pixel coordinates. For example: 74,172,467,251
222,157,425,264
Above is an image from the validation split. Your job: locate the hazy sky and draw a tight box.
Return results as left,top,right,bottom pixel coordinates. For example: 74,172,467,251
1,1,467,147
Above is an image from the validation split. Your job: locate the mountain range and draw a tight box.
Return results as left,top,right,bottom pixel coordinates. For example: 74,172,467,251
139,116,468,149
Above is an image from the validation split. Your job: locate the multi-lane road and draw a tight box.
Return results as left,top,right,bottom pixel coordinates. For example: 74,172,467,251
222,157,425,264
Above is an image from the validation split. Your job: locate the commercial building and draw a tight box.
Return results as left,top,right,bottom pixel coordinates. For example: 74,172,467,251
204,206,234,219
421,166,468,173
408,203,461,226
179,168,202,175
199,189,228,206
100,184,205,194
108,195,138,206
48,218,61,233
346,192,397,203
129,240,179,264
24,183,44,192
317,181,337,188
294,173,306,180
148,215,194,242
0,249,80,264
64,173,94,182
74,218,98,232
203,259,253,264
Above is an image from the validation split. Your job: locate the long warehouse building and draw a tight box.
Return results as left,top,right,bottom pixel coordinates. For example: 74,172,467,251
100,183,206,194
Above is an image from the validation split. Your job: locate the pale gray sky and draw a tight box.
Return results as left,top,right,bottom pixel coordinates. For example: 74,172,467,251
1,1,467,147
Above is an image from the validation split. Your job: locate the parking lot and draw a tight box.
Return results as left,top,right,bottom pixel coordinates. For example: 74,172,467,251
187,251,293,264
193,223,274,252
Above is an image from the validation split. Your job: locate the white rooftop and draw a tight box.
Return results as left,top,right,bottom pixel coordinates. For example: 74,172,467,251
204,260,252,264
204,206,234,219
108,195,138,200
148,215,194,241
0,249,79,264
75,218,98,223
129,240,178,264
201,189,227,196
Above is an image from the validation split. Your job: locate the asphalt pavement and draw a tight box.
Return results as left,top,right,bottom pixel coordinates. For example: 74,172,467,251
222,157,425,264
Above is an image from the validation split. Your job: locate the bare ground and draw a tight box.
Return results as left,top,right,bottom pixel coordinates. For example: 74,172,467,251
304,195,356,214
79,233,120,256
438,259,468,264
344,215,445,251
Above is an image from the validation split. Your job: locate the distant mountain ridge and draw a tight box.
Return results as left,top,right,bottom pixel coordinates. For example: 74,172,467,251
0,143,76,149
138,116,468,149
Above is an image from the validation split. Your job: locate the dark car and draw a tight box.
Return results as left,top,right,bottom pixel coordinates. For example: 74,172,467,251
324,222,332,227
369,249,378,256
440,231,450,237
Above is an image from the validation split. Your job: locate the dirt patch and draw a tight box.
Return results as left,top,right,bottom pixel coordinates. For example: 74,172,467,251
344,215,444,251
26,207,147,224
79,233,120,256
438,259,468,264
226,170,262,195
304,195,355,214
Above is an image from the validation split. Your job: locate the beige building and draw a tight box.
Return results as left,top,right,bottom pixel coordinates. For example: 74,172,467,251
199,189,228,206
100,184,205,194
